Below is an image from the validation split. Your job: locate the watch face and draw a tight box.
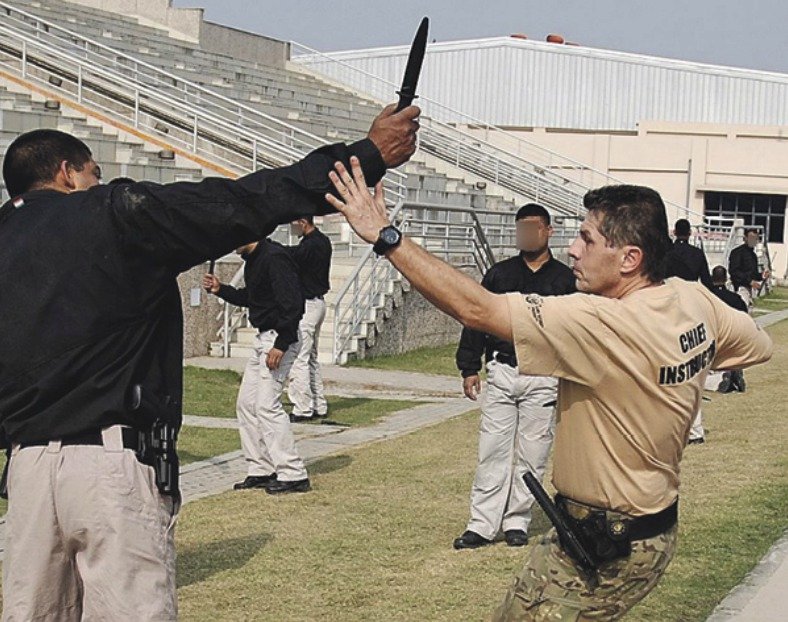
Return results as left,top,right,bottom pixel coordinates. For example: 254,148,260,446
381,227,401,244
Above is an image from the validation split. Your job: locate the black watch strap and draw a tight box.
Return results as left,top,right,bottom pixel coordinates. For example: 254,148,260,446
373,225,402,256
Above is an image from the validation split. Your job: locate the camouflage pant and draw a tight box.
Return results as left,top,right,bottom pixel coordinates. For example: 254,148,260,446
491,524,678,621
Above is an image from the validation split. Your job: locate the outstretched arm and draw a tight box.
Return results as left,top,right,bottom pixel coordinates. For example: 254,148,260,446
325,158,512,343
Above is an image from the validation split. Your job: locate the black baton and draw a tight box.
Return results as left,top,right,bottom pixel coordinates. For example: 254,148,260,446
524,472,598,583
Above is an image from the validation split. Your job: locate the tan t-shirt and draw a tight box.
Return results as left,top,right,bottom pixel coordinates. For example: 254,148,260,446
507,278,773,516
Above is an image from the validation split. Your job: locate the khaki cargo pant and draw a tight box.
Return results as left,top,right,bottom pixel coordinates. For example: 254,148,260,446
287,297,328,417
492,524,678,621
2,425,179,621
467,361,557,539
237,329,307,481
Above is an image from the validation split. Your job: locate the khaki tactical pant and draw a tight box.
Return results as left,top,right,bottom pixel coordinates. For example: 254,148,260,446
492,524,678,621
467,361,557,539
2,425,178,621
288,297,328,417
237,329,307,481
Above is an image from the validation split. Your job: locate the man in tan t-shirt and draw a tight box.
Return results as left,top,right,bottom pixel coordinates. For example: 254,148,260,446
325,159,773,621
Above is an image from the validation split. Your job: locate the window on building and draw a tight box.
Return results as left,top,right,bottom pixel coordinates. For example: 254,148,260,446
704,192,786,244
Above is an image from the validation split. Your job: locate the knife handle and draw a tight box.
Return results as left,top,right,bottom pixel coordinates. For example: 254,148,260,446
395,91,417,113
208,260,215,274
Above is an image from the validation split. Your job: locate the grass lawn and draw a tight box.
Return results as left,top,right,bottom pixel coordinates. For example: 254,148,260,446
754,285,788,312
346,343,460,377
175,321,788,621
178,427,241,466
183,366,421,427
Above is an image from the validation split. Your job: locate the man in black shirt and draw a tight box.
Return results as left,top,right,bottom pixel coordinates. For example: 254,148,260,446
664,219,714,443
664,218,712,289
453,204,576,550
0,102,419,620
707,265,748,394
287,215,332,422
203,240,310,493
728,228,770,309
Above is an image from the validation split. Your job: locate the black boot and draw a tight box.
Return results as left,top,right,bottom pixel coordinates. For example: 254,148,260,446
453,530,492,550
233,474,277,490
265,478,311,495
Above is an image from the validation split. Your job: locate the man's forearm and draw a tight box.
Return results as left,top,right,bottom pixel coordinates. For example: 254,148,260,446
384,239,512,342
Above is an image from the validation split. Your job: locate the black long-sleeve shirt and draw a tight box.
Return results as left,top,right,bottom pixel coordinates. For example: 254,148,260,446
0,138,385,445
712,285,748,313
664,239,713,289
728,243,761,290
217,240,304,351
290,228,332,299
456,252,576,377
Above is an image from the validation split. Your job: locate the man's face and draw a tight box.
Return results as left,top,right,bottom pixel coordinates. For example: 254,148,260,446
516,216,552,253
68,159,101,191
568,211,623,295
745,232,759,248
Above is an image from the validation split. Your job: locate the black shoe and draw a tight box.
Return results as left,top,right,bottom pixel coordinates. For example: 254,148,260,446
233,474,277,490
265,478,311,495
289,413,314,423
732,370,746,393
453,530,492,550
504,530,529,547
688,437,706,445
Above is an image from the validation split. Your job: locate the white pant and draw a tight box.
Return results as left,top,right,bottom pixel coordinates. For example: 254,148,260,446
737,286,753,312
288,298,328,417
689,410,705,441
236,330,307,481
466,361,558,540
2,426,178,621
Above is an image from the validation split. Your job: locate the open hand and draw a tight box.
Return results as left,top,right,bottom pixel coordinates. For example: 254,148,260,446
326,158,391,245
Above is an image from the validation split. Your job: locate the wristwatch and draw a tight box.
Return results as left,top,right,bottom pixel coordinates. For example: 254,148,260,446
373,225,403,256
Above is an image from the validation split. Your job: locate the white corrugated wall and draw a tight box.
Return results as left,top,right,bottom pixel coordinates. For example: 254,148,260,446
294,38,788,130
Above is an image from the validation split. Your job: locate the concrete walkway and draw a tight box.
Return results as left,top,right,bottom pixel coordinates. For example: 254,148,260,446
187,356,461,400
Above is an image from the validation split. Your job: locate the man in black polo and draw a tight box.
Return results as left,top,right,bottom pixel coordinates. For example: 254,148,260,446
708,265,748,394
203,239,309,493
287,215,332,422
728,228,770,309
664,218,712,289
0,102,419,620
454,203,576,550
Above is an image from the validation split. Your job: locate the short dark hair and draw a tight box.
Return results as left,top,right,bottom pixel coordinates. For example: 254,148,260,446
712,265,727,283
582,185,671,282
674,219,691,237
297,214,314,225
515,203,550,226
108,176,135,185
2,129,92,197
744,228,759,237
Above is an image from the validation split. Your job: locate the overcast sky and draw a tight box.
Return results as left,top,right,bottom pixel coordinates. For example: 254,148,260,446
173,0,788,73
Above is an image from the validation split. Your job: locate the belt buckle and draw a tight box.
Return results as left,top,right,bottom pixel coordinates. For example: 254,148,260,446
565,500,593,520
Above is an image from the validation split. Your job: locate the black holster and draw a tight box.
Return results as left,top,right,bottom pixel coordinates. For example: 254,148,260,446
130,384,179,497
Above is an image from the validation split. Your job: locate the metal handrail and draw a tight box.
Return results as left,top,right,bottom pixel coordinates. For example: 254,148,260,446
328,200,512,363
0,4,408,199
291,40,703,219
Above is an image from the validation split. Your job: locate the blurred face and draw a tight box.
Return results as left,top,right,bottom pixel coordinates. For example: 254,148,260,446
745,232,759,247
290,220,305,237
568,211,623,295
516,216,552,254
